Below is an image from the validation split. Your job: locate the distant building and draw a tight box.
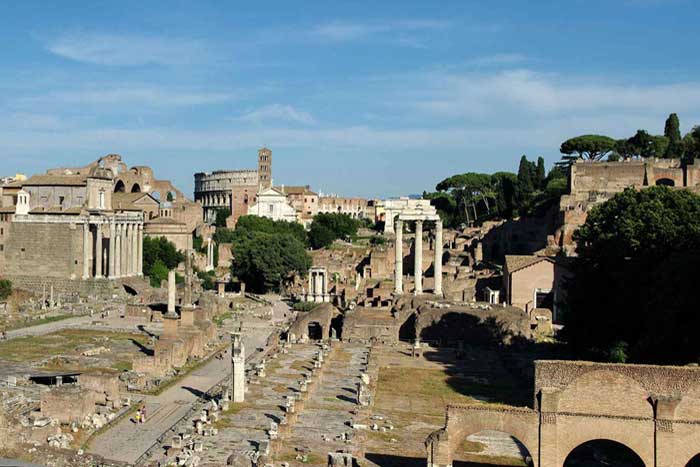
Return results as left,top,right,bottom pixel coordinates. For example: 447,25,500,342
503,254,570,323
276,185,318,227
194,147,273,225
247,187,298,223
318,195,369,220
0,154,203,294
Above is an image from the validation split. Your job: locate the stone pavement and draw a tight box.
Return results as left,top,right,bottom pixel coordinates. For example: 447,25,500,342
87,299,289,465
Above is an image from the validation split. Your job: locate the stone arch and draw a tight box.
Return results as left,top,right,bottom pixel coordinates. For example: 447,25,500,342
114,180,126,193
130,183,141,193
686,453,700,467
563,439,646,467
307,321,323,340
656,177,675,186
427,406,539,467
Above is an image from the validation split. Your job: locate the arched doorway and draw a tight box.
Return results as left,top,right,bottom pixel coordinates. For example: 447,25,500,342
453,430,534,467
656,178,675,187
687,454,700,467
308,322,323,340
564,440,645,467
114,180,126,193
131,183,141,193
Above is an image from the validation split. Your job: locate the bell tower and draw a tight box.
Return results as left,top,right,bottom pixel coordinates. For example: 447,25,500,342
257,147,272,190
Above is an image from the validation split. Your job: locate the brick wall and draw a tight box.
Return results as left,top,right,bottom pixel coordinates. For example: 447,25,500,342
3,221,82,278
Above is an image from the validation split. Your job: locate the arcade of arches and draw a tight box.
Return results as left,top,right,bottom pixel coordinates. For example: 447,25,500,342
426,360,700,467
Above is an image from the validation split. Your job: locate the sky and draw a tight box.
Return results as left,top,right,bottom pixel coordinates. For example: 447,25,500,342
1,0,700,198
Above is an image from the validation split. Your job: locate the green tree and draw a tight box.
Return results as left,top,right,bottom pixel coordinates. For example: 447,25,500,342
560,135,617,161
664,113,682,160
436,173,493,225
0,279,12,302
308,222,336,249
231,230,311,292
563,186,700,364
234,215,307,244
307,213,360,249
143,237,184,287
535,157,546,189
166,191,175,202
214,208,231,227
626,130,669,159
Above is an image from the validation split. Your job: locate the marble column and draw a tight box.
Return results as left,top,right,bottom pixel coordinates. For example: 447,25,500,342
167,270,176,313
114,224,122,278
434,220,443,296
231,332,246,403
137,224,143,276
127,224,134,276
308,271,314,295
121,223,128,277
394,219,403,294
94,224,103,278
108,222,116,279
414,220,423,295
83,222,90,280
131,223,138,277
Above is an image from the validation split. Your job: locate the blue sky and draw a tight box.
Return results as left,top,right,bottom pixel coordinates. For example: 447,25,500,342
1,0,699,197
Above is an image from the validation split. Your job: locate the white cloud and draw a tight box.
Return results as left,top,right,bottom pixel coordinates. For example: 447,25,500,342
397,69,700,122
312,19,448,43
46,33,209,66
18,85,235,107
238,104,315,125
467,53,529,67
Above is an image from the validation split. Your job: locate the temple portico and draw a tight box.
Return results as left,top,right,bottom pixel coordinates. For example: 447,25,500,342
81,214,144,280
392,210,443,297
304,266,330,303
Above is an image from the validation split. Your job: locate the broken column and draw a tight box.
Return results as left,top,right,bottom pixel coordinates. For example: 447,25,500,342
231,332,246,403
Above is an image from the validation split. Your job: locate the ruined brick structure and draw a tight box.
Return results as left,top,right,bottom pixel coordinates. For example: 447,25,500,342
552,158,700,255
193,147,272,225
426,360,700,467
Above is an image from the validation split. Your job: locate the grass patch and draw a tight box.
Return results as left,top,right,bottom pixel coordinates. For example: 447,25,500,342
278,452,325,465
368,430,401,444
213,312,233,327
6,312,89,331
0,329,148,363
112,360,133,372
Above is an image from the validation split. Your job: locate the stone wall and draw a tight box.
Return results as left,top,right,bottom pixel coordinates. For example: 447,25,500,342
3,221,83,279
3,274,123,299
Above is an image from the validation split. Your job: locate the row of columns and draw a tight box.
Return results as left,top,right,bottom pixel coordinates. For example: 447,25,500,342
82,221,143,280
394,218,443,296
201,193,232,207
308,269,328,296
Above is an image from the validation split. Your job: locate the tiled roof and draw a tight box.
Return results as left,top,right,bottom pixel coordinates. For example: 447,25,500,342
113,192,159,211
22,175,88,187
505,255,553,274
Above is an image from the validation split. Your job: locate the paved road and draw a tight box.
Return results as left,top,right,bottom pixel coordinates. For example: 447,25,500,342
4,314,97,340
88,298,289,465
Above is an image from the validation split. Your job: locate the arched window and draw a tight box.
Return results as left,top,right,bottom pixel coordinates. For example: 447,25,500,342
655,178,675,187
131,183,141,193
114,180,126,193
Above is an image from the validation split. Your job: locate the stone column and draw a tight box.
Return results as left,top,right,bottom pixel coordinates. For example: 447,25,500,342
308,271,314,296
83,222,90,280
114,224,122,278
94,224,103,278
137,224,143,276
434,220,443,296
414,220,423,295
126,224,133,277
315,272,323,299
167,270,176,314
131,223,139,277
231,332,246,403
394,219,403,294
123,224,130,276
108,222,116,279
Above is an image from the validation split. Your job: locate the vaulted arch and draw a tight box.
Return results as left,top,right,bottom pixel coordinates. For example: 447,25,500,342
564,439,645,467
